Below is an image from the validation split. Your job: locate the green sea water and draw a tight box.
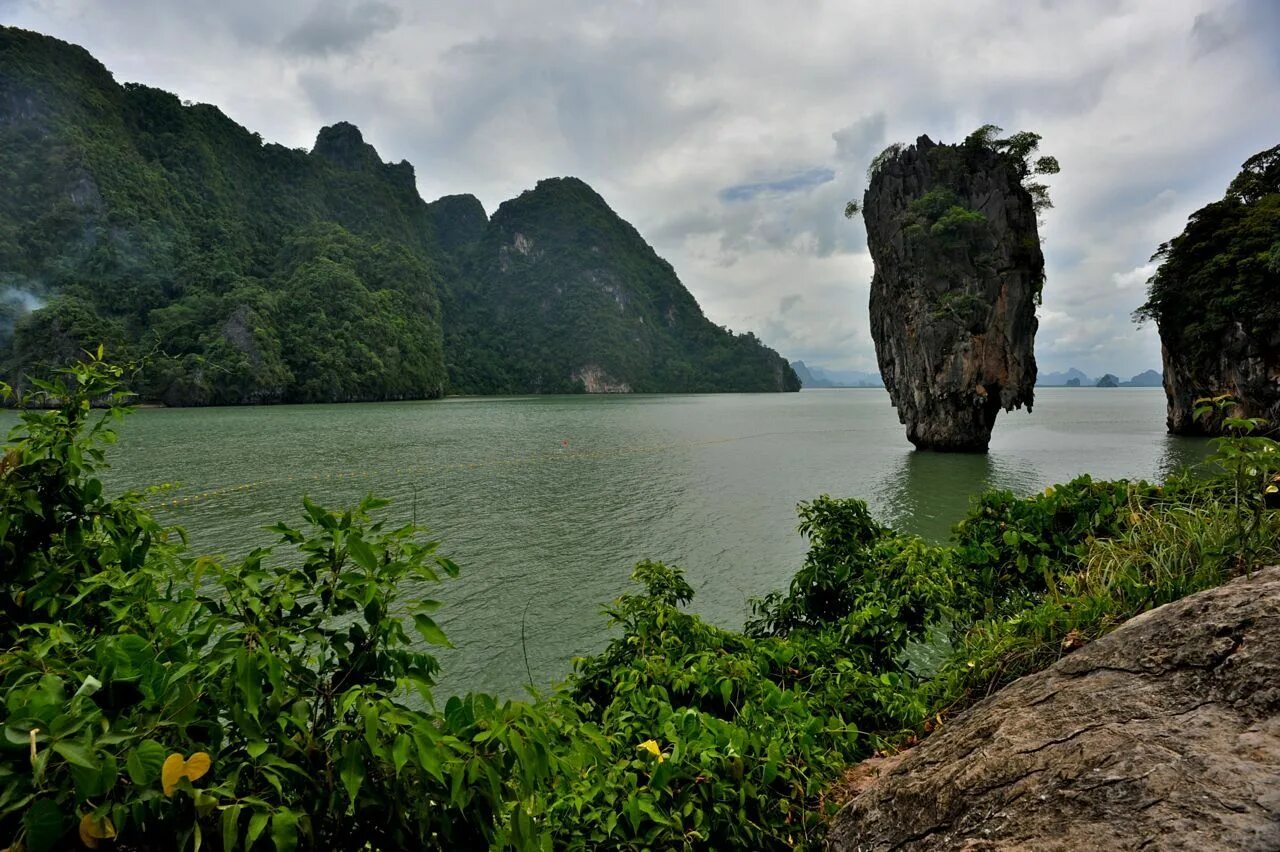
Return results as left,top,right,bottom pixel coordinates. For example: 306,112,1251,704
76,387,1205,697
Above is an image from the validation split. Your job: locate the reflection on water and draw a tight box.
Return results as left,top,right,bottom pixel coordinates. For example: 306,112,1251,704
874,449,1039,541
1157,433,1213,480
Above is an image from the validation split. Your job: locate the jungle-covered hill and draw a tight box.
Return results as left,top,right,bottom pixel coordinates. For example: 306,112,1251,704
0,27,797,403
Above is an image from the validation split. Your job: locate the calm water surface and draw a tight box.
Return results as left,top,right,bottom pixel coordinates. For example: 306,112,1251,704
79,388,1204,697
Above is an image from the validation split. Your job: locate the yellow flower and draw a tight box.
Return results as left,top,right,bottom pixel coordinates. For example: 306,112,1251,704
638,739,665,763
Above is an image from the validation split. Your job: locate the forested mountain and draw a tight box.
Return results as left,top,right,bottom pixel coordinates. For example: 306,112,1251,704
0,27,796,402
437,178,799,394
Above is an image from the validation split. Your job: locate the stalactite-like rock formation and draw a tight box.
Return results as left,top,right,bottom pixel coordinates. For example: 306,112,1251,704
862,135,1044,451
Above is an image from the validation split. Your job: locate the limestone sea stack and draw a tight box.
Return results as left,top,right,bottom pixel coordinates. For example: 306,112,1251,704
862,135,1044,451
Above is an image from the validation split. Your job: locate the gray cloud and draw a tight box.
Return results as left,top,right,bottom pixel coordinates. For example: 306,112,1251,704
6,0,1280,378
282,1,400,56
832,113,887,164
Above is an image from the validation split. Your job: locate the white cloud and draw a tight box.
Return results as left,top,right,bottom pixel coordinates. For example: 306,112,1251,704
7,0,1280,377
1112,262,1158,291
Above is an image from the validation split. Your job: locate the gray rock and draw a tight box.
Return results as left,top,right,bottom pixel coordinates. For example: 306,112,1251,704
862,136,1042,451
828,567,1280,851
1162,321,1280,435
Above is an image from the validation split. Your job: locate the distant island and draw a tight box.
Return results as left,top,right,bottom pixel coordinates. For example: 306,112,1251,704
790,362,1163,391
1036,368,1162,388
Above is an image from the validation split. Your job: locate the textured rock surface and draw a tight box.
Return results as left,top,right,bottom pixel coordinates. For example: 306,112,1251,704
827,567,1280,851
1162,325,1280,435
862,136,1043,451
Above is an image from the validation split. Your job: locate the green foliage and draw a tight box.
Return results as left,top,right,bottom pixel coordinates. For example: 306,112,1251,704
1193,395,1280,568
865,143,905,181
962,125,1060,213
0,27,450,404
1136,143,1280,375
1,358,555,850
3,356,1274,850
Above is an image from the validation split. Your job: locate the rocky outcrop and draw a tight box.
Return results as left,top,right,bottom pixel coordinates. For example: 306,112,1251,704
1162,327,1280,434
571,365,632,393
862,136,1043,451
827,567,1280,851
1141,144,1280,436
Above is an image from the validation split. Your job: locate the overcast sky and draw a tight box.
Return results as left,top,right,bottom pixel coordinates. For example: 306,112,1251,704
6,0,1278,376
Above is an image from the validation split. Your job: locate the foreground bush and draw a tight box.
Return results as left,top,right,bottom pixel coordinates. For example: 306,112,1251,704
2,357,1277,850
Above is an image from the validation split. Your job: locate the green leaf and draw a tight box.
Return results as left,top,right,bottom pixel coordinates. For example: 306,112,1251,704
23,798,64,852
126,739,166,784
221,804,243,852
236,652,262,718
247,810,270,846
339,740,364,805
247,741,269,760
270,808,299,852
347,536,378,571
414,614,452,648
52,740,98,770
391,734,411,776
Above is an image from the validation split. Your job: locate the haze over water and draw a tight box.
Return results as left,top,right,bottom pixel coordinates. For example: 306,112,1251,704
93,388,1206,697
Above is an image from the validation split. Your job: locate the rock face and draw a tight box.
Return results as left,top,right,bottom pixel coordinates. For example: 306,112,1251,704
1140,144,1280,436
862,135,1043,451
1162,328,1280,434
827,567,1280,851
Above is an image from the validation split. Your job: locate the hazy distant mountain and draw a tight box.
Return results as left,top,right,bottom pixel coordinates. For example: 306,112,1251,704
1037,367,1094,387
1096,373,1121,388
1121,369,1163,387
1037,367,1163,387
790,361,884,388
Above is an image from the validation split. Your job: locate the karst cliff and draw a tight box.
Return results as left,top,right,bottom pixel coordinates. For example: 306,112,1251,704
1139,143,1280,436
862,134,1044,451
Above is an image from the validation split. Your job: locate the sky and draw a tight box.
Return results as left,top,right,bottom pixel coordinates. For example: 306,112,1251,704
5,0,1279,377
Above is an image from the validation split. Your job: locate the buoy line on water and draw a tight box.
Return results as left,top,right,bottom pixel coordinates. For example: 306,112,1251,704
141,427,860,512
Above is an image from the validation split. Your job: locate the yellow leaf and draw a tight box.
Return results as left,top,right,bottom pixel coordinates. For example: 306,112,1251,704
184,751,211,782
162,753,186,796
79,813,116,848
637,739,665,763
163,751,214,795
